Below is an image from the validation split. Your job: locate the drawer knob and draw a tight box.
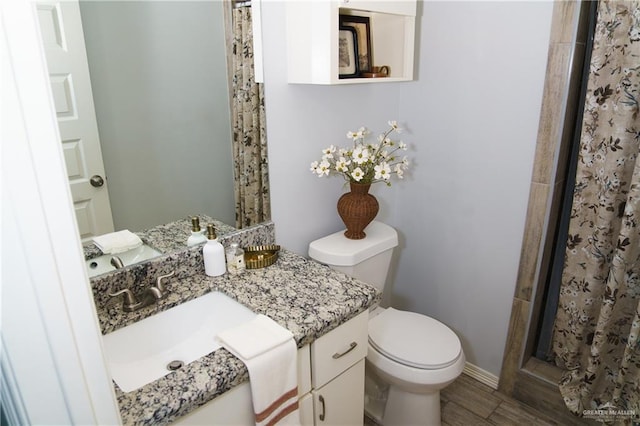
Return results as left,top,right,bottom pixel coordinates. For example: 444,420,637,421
332,341,357,359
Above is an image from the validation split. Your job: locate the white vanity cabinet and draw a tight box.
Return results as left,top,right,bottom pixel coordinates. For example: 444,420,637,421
173,310,369,425
174,345,312,425
310,310,368,425
286,0,417,84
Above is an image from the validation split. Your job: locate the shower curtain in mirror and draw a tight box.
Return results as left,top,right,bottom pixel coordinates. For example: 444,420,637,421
551,0,640,419
231,5,270,228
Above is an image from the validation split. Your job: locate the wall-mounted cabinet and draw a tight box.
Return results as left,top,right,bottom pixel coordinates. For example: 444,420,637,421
287,0,417,85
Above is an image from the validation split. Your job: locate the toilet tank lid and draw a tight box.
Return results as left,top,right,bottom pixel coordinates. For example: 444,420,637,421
308,221,398,266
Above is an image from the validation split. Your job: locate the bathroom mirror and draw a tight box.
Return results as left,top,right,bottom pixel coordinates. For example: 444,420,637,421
52,1,270,246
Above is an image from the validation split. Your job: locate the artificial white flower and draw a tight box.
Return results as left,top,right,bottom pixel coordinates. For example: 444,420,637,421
352,146,370,164
309,121,411,186
336,157,351,173
322,145,336,159
317,160,331,176
347,127,366,140
374,162,392,180
351,167,364,181
388,120,402,133
394,163,404,178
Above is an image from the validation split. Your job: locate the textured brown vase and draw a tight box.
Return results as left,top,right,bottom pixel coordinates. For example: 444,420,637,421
337,182,379,239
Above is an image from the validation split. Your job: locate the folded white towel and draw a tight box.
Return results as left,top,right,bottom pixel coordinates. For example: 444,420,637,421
217,315,300,426
93,230,142,254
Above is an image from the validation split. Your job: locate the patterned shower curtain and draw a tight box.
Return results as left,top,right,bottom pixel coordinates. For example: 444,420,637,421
551,0,640,418
231,5,270,228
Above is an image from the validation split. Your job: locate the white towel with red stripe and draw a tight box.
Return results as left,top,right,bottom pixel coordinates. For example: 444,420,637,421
216,314,300,426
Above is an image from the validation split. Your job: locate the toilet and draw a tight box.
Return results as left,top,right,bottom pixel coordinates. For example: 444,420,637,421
308,221,465,426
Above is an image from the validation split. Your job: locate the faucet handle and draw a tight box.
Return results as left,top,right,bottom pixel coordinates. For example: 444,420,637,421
156,271,175,292
109,288,137,307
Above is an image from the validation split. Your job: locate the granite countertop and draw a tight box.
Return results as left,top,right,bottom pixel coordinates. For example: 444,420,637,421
103,249,380,426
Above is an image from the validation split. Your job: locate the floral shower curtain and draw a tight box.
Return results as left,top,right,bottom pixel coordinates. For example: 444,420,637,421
551,0,640,418
231,5,270,228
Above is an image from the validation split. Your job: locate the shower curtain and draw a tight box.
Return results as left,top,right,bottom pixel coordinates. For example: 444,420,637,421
551,0,640,418
231,5,271,228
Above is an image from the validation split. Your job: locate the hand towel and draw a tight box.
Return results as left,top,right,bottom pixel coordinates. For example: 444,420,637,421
217,315,300,426
93,230,142,254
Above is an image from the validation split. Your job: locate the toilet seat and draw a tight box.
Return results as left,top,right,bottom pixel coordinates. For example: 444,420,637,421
368,308,461,370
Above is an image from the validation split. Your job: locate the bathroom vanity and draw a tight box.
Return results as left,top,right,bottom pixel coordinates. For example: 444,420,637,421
90,221,379,425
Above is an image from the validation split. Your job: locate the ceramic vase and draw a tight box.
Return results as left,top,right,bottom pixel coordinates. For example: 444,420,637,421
337,182,379,239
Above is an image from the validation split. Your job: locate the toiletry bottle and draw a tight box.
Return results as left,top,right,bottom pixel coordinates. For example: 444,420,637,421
226,243,246,275
187,216,207,246
203,224,226,276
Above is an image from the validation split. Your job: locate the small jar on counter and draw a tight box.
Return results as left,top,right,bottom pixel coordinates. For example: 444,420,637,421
225,243,246,275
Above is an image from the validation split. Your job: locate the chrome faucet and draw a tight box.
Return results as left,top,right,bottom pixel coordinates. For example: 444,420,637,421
150,271,175,300
110,256,125,269
108,271,175,312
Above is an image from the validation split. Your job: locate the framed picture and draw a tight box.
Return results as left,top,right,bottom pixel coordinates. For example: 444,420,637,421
339,15,372,74
338,26,359,78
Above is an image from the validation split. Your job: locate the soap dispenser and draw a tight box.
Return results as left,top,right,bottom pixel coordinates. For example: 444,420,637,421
187,216,207,246
203,224,226,277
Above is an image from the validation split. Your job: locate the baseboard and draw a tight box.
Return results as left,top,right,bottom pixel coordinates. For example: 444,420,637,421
463,362,499,390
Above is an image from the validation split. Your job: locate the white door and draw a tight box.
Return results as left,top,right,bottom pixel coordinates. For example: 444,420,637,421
36,0,114,242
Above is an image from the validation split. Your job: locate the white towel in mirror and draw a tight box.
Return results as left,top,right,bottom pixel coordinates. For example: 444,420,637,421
93,230,143,254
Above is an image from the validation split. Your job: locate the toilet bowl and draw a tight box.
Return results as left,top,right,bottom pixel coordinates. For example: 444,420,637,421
366,307,465,425
308,221,465,426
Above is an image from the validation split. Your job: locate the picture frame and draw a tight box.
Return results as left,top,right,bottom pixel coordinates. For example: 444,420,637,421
339,14,372,74
338,26,359,78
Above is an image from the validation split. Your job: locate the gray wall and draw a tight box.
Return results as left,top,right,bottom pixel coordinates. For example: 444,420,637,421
80,1,235,232
263,1,553,377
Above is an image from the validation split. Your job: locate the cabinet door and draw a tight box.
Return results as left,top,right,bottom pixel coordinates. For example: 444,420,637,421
313,359,365,426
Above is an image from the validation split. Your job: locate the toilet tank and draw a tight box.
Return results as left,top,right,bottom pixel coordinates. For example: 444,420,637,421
308,221,398,291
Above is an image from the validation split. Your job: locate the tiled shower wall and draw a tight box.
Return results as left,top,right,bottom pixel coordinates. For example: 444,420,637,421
498,1,594,424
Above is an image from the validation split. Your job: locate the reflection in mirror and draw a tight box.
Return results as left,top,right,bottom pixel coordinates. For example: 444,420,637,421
38,0,271,277
84,214,237,276
79,0,237,234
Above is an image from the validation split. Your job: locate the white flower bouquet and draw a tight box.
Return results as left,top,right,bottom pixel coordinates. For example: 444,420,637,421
310,120,410,186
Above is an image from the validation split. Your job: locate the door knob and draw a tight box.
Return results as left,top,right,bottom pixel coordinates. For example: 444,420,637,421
90,175,105,187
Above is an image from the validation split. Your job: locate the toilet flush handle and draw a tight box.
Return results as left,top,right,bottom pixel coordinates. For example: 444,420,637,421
332,341,357,359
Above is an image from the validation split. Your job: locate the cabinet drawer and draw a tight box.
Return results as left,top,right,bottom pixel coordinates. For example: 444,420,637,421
311,310,368,388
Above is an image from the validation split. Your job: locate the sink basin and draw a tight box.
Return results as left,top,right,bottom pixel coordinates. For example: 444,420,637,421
85,244,162,277
102,292,256,392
